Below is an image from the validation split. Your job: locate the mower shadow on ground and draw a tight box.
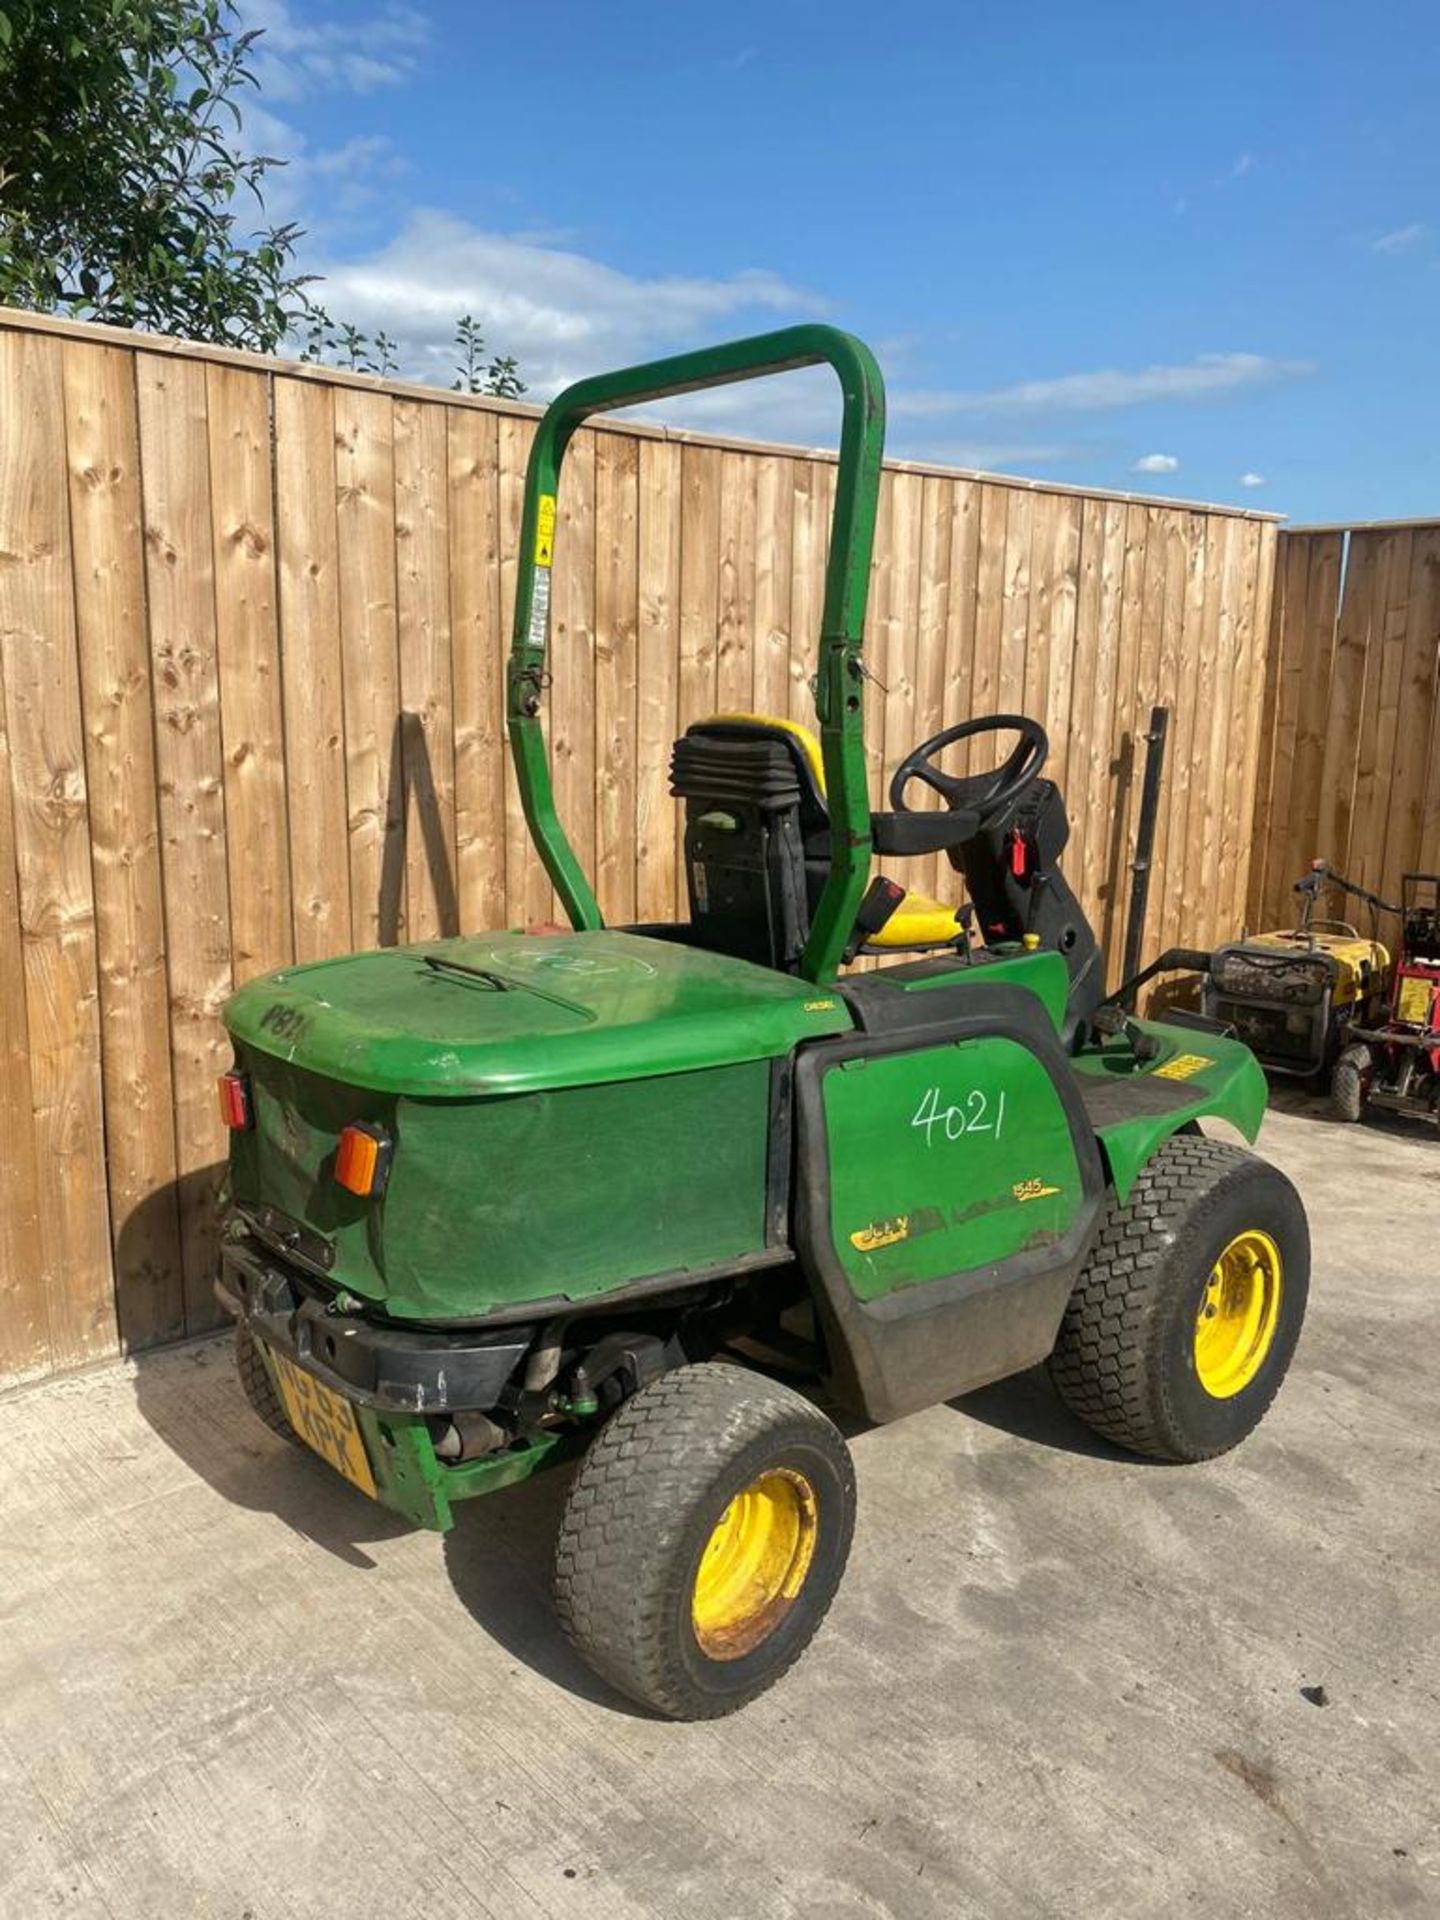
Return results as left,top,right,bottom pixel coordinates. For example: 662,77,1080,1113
949,1362,1153,1463
439,1470,649,1715
128,1333,418,1569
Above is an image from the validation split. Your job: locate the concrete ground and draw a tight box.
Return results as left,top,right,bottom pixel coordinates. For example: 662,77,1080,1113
1,1100,1436,1920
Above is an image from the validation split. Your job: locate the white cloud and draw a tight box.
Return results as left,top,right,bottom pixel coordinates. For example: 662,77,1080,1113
1239,472,1266,488
1374,222,1428,254
241,0,430,101
1132,453,1179,475
1232,152,1255,177
309,211,817,394
889,352,1313,418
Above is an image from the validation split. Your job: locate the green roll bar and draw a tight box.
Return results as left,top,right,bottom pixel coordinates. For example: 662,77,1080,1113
507,323,886,984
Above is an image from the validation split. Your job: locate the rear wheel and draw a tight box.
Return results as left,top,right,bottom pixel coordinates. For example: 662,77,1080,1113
1048,1136,1309,1462
235,1325,300,1445
1331,1044,1371,1123
554,1362,855,1719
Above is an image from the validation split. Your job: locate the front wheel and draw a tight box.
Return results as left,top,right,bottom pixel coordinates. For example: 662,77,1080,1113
1331,1044,1371,1123
1048,1136,1309,1462
554,1362,856,1719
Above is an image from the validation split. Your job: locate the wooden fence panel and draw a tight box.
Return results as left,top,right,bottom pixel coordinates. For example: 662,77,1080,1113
1249,521,1440,930
336,385,403,950
449,407,507,937
0,306,1288,1385
137,351,231,1335
66,342,184,1350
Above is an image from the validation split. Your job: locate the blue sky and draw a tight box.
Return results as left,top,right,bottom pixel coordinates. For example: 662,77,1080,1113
242,1,1437,523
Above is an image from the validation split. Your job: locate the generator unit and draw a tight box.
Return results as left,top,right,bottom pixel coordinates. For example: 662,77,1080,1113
1201,862,1392,1083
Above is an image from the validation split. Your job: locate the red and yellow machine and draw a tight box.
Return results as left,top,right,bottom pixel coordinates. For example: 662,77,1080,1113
1333,874,1440,1127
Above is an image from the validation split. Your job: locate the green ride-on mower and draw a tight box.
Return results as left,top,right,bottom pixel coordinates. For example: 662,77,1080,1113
216,327,1309,1719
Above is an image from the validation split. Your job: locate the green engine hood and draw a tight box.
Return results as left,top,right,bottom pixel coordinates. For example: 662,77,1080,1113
222,930,854,1096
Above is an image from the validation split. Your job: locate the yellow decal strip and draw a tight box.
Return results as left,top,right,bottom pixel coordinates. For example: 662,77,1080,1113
850,1216,910,1253
1154,1052,1214,1082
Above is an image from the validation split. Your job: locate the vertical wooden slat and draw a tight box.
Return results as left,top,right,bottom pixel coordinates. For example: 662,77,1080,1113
1064,499,1103,906
2,332,116,1367
969,486,1009,775
594,433,640,923
1314,531,1371,874
1350,530,1413,899
0,639,46,1378
497,414,536,924
1233,519,1279,935
752,453,793,717
66,341,183,1350
1021,493,1060,741
448,406,506,936
879,471,924,892
1379,528,1440,902
1148,511,1189,959
136,350,230,1333
1100,503,1150,969
274,376,349,963
1258,534,1312,926
335,387,402,949
1285,532,1344,894
675,444,721,915
395,397,456,940
548,427,595,927
915,474,956,904
1198,518,1244,950
1216,518,1261,939
207,364,291,982
1163,514,1210,953
787,457,825,726
996,488,1034,727
859,471,895,840
636,439,681,923
716,452,757,714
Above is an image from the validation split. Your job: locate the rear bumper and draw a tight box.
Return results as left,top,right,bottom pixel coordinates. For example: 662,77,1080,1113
216,1235,532,1416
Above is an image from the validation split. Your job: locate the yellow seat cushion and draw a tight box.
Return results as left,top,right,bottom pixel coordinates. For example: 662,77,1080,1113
867,891,964,949
701,711,966,952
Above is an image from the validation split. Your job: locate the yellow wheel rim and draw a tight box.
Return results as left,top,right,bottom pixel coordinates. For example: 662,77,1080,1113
691,1468,818,1661
1194,1229,1283,1399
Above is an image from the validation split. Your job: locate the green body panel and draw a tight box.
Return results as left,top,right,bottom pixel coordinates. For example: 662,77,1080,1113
507,325,885,984
260,1336,580,1531
1072,1020,1269,1200
229,1051,774,1319
897,947,1070,1029
823,1036,1084,1301
223,929,852,1096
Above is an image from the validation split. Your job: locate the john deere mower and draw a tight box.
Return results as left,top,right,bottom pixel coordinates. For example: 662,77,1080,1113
216,326,1309,1720
1332,872,1440,1127
1200,860,1394,1084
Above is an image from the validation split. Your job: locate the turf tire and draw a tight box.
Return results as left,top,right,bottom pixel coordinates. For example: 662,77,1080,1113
235,1324,300,1444
1330,1044,1370,1123
554,1361,855,1720
1048,1135,1309,1462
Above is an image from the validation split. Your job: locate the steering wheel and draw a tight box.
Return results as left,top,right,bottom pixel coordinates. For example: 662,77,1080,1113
890,713,1049,825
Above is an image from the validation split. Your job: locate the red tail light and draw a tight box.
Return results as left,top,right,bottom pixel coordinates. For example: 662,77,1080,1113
335,1121,392,1198
217,1071,251,1131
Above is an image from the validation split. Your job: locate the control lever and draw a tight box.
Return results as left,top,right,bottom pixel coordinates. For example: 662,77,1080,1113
842,876,907,964
1091,1000,1162,1063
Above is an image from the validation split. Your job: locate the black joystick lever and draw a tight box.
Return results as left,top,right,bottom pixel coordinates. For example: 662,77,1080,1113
1092,1000,1162,1063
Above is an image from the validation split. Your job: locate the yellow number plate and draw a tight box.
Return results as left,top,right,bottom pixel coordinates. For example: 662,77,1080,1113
267,1346,378,1499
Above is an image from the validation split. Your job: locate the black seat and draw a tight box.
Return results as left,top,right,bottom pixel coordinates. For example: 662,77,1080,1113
669,713,967,971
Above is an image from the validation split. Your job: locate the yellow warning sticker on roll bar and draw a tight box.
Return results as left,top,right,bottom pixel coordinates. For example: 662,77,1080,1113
534,492,556,567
